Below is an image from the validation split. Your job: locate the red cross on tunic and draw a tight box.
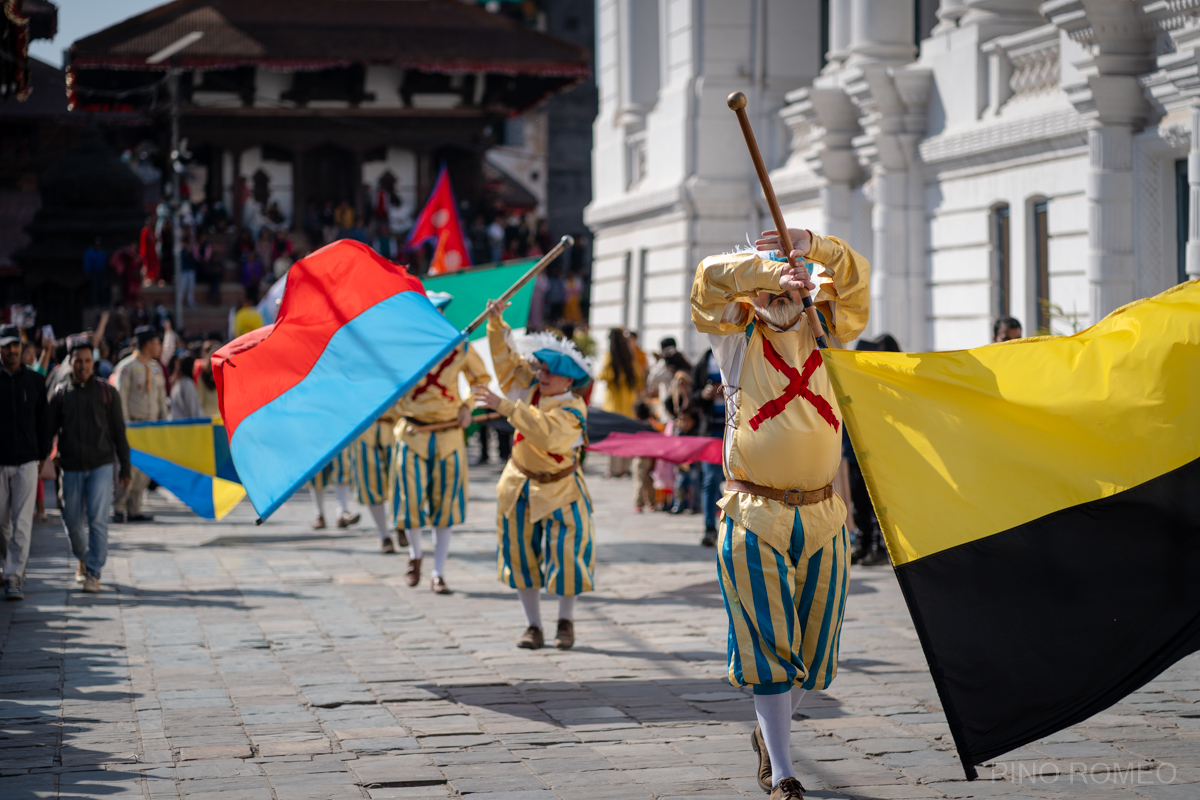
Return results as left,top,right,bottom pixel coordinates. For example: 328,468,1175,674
746,336,840,433
411,349,459,402
512,386,565,463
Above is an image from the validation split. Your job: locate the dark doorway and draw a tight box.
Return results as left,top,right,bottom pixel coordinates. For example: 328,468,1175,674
305,144,357,212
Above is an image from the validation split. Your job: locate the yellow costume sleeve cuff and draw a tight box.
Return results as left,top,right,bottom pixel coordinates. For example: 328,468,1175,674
806,233,842,269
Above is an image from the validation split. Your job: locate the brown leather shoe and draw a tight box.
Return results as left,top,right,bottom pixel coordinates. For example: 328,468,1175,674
395,529,409,547
517,625,543,649
554,619,574,649
405,558,421,586
380,538,396,554
75,560,86,584
431,576,451,595
312,515,326,530
336,511,361,529
751,724,772,793
769,777,805,799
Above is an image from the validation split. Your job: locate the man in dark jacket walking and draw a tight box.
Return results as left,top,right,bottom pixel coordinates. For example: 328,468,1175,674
0,324,52,600
49,335,131,593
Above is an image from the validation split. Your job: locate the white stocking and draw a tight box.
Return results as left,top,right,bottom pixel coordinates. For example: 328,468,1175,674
557,594,576,621
516,588,542,629
310,487,326,520
432,526,452,577
334,484,351,516
368,504,389,539
407,529,423,560
754,692,796,788
791,687,807,714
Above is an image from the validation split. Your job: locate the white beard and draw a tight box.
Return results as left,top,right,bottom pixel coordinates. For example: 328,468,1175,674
755,301,803,330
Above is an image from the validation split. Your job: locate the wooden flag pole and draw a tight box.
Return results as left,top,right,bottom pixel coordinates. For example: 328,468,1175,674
462,235,574,336
727,91,829,350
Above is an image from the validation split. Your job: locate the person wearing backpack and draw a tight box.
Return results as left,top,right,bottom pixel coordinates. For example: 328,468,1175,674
48,335,131,593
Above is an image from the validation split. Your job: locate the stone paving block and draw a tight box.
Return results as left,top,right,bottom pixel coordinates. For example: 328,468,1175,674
304,686,380,708
521,755,616,774
178,744,252,760
260,758,356,776
447,792,556,800
415,733,496,748
175,759,263,779
366,787,451,799
350,756,447,788
851,738,931,756
341,737,420,752
258,740,333,756
430,748,522,766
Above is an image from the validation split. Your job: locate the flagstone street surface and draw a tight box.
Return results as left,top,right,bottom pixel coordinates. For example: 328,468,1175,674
3,458,1200,800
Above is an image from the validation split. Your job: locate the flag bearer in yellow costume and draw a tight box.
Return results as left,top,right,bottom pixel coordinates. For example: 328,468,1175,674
354,405,402,555
391,292,490,594
691,227,869,800
472,299,595,651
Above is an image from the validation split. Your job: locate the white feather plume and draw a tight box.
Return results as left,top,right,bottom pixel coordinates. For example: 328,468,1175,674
514,330,595,379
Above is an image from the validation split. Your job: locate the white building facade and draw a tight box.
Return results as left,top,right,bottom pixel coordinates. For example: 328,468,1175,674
585,0,1200,356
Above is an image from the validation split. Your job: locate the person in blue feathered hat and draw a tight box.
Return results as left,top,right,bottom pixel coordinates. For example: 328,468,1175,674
472,298,595,651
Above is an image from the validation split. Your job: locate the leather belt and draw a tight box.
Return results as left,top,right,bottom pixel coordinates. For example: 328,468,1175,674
514,459,578,484
725,479,834,507
404,416,444,427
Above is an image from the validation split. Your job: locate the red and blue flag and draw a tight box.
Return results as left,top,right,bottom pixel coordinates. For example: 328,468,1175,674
212,240,465,520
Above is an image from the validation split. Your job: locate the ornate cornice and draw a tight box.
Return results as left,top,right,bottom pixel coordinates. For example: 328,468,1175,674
918,108,1089,170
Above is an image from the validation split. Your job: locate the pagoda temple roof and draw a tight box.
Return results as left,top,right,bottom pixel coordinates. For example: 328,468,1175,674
69,0,591,79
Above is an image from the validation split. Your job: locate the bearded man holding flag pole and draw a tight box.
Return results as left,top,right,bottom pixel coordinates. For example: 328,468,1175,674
692,228,869,799
691,91,872,800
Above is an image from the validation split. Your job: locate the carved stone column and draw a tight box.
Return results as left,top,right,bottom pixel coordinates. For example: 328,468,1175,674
847,0,917,66
1048,0,1153,321
960,0,1043,39
1086,119,1138,316
826,1,853,71
846,66,933,348
782,87,862,238
934,0,967,34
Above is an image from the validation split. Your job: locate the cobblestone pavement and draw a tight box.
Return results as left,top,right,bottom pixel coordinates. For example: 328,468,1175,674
2,459,1199,800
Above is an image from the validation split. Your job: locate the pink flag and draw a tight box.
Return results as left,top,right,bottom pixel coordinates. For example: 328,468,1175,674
585,432,722,465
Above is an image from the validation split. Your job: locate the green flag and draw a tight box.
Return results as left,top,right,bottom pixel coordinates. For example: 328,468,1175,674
422,258,539,340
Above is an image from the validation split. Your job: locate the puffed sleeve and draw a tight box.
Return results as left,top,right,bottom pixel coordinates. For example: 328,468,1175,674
808,233,870,343
487,317,535,395
690,251,786,335
462,344,490,388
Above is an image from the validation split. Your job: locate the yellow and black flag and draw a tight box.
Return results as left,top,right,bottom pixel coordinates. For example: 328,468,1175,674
825,280,1200,778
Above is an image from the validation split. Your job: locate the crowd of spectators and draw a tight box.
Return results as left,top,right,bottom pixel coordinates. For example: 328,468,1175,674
597,333,726,547
0,315,231,600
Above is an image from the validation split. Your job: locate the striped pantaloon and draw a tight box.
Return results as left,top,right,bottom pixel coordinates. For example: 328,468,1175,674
718,511,849,693
390,434,467,530
497,477,595,596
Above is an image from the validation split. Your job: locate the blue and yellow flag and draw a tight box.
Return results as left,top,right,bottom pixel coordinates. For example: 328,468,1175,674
125,418,245,520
